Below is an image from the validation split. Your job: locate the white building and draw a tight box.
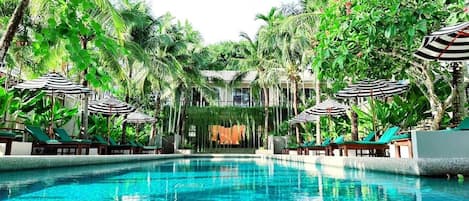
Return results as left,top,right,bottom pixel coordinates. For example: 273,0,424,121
192,70,317,107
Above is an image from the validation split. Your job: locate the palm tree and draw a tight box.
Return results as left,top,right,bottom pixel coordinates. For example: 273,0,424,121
237,32,281,148
269,0,322,144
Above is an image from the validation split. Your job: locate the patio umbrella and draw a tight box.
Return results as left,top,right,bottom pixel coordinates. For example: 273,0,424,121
289,112,318,125
414,22,469,61
125,111,157,145
336,79,408,140
303,99,348,144
13,72,90,138
88,96,135,143
414,21,469,125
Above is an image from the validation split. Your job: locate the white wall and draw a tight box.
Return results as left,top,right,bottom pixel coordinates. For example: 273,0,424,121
412,130,469,158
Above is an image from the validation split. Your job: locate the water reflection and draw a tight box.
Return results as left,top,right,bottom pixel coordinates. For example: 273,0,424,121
0,158,467,201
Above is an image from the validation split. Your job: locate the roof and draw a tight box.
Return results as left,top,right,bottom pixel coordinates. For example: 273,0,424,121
200,70,315,83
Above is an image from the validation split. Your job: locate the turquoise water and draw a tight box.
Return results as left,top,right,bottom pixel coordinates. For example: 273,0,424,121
0,158,468,201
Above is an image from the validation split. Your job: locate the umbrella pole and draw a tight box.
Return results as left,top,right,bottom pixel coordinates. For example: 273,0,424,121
370,97,377,138
107,116,110,143
49,92,55,139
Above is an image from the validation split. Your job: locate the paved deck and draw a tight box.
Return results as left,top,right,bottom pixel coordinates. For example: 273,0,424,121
0,154,468,176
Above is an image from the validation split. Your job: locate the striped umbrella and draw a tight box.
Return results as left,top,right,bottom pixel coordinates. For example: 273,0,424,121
303,99,348,117
125,111,156,145
14,72,90,94
336,79,408,98
414,22,469,126
13,72,90,138
302,99,348,144
88,97,135,116
125,111,156,124
336,79,408,140
88,96,136,143
414,22,469,61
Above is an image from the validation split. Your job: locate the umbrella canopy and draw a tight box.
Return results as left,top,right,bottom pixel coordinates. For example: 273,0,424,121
414,22,469,61
88,96,136,144
336,79,408,98
289,112,318,125
13,72,90,94
336,79,408,140
12,72,90,139
88,97,136,116
125,111,156,124
302,99,348,145
303,99,348,117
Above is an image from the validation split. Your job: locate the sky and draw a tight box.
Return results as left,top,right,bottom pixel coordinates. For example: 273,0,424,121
146,0,298,45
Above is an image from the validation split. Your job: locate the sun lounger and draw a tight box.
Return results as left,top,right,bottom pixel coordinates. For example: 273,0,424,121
304,137,333,155
128,139,143,154
25,125,89,155
338,126,400,157
108,137,134,154
54,128,92,144
91,135,108,155
0,131,16,155
327,131,375,156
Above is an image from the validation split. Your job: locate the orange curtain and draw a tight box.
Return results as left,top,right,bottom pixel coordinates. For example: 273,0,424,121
210,125,245,145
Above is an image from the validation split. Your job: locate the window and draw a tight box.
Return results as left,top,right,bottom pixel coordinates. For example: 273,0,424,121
233,88,250,106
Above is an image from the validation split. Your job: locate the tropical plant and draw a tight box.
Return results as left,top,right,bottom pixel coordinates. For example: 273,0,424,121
19,97,78,128
312,0,467,130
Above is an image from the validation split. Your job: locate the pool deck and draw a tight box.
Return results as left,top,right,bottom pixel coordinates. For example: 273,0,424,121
0,154,468,176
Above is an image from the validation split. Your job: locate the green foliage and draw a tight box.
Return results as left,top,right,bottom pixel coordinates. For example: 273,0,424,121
19,97,78,128
0,79,45,127
200,41,248,70
31,0,126,89
87,114,125,140
269,121,290,136
353,90,430,132
313,0,463,85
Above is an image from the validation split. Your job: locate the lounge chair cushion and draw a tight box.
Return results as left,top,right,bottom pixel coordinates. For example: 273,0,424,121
321,138,331,146
0,131,16,138
362,131,376,142
334,135,345,144
391,133,410,141
54,128,92,143
377,126,400,144
26,126,53,142
454,117,469,130
93,135,108,145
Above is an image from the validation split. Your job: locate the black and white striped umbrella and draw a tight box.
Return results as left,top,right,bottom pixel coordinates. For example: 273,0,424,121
336,79,408,98
125,111,156,124
303,99,348,117
12,72,90,138
414,22,469,61
88,97,136,116
13,72,90,94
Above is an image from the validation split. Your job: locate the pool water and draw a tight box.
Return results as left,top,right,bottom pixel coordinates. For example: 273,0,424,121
0,158,468,201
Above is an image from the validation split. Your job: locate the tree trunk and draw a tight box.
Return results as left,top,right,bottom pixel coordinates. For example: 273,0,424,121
432,105,445,130
262,87,269,149
80,38,89,87
178,92,188,146
315,70,321,145
151,95,161,146
291,79,301,145
451,63,466,126
0,0,29,62
125,64,133,103
351,97,359,141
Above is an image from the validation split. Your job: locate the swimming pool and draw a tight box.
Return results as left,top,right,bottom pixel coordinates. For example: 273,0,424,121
0,158,468,200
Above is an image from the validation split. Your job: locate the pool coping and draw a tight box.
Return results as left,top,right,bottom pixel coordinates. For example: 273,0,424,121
0,154,468,176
